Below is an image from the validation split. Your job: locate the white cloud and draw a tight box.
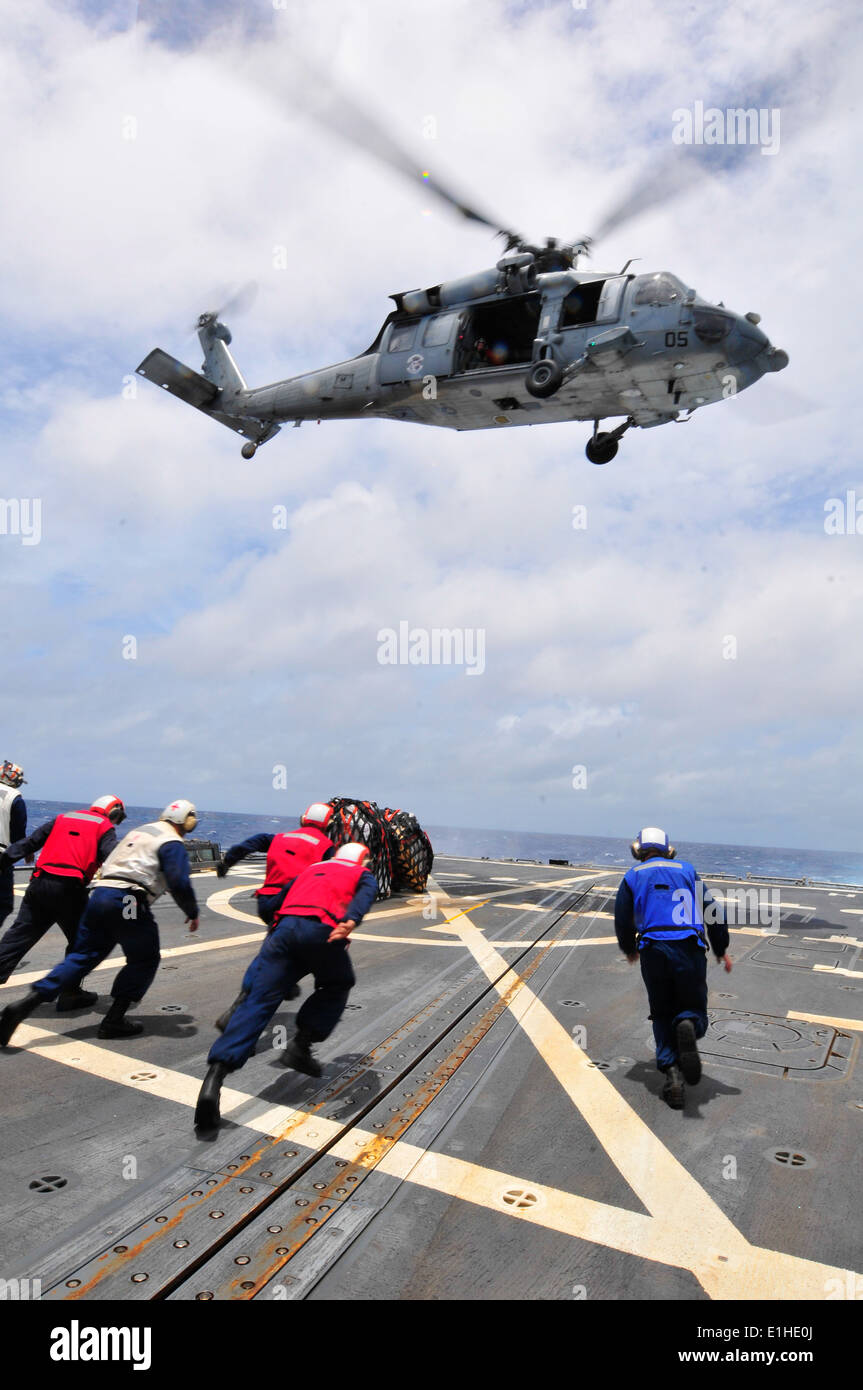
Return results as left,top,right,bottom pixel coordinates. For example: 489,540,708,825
0,0,861,851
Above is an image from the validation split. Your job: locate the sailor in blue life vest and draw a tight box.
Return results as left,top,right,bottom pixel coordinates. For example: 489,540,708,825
212,802,336,1030
0,761,28,933
0,800,200,1047
194,841,377,1129
615,827,732,1109
0,796,126,1010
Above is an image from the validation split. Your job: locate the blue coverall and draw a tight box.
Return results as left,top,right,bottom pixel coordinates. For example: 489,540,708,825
615,856,729,1071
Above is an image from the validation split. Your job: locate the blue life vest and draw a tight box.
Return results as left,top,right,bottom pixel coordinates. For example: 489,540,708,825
623,857,707,950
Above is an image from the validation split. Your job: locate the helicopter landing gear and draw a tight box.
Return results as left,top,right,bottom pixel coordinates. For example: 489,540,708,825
525,359,563,399
585,417,632,465
240,441,257,460
585,432,617,465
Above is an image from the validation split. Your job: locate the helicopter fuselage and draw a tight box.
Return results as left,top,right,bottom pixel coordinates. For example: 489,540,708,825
137,258,788,462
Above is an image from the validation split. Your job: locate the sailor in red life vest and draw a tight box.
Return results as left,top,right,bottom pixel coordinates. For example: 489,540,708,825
195,842,377,1129
0,800,200,1046
0,796,126,1010
212,803,336,1031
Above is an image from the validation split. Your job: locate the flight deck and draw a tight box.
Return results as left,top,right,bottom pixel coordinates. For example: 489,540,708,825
1,856,860,1302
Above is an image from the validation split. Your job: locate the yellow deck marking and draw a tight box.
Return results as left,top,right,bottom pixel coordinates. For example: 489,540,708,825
786,1010,863,1032
439,898,860,1299
7,983,858,1296
205,885,430,929
0,929,270,991
813,963,863,979
11,1022,346,1141
6,872,857,1297
806,934,863,947
6,1022,674,1264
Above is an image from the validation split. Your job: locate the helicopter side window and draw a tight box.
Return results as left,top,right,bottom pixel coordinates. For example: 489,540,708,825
633,272,684,306
388,321,419,352
422,312,458,348
559,281,605,327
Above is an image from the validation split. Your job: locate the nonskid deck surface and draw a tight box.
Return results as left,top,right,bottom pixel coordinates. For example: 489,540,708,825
0,856,860,1302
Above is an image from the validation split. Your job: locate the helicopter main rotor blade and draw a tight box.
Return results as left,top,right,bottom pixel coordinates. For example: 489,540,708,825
591,17,847,244
253,50,520,245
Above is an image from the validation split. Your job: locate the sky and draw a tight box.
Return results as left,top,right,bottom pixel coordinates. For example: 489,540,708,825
0,0,861,852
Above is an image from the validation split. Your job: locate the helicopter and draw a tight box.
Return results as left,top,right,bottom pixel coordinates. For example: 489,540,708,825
136,74,790,466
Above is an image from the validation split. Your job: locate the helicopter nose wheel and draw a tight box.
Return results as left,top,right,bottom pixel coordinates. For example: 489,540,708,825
240,441,257,460
585,432,618,465
525,359,564,398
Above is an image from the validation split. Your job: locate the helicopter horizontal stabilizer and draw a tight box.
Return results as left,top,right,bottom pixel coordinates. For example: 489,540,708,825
136,349,220,409
136,348,281,449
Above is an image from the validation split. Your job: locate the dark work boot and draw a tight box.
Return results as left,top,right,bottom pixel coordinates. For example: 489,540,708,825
98,997,144,1039
214,989,248,1033
56,987,99,1012
661,1063,685,1109
195,1062,228,1129
675,1018,702,1085
282,1030,322,1077
0,989,45,1047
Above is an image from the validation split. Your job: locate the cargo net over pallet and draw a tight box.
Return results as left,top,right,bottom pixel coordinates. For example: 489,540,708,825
326,798,434,900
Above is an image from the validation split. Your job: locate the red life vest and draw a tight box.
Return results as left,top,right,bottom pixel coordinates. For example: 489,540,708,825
258,828,334,896
277,857,366,927
35,808,112,882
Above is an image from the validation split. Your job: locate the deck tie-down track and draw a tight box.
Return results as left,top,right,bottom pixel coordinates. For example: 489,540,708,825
44,881,603,1301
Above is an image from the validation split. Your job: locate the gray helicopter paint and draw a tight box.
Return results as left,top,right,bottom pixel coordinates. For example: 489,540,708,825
137,258,787,456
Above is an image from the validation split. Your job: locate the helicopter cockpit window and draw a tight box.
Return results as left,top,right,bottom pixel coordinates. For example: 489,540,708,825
387,321,419,352
422,312,458,348
633,273,685,306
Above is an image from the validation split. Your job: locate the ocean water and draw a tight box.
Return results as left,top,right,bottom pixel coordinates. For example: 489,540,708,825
17,801,863,886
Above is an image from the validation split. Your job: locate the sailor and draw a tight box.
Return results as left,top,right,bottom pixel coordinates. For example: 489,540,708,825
0,800,200,1046
213,802,337,1030
614,827,731,1109
0,761,28,933
0,796,126,1009
194,842,377,1128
